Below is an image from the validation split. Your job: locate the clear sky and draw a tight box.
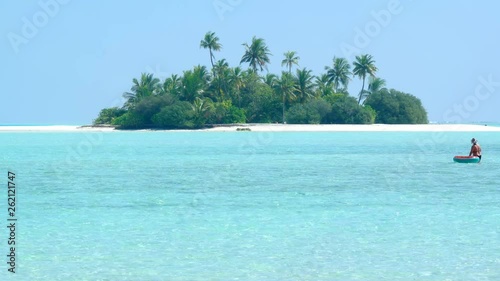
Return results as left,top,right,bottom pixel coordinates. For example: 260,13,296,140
1,0,499,124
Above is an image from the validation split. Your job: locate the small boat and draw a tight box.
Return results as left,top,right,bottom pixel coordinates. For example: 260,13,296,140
453,156,480,163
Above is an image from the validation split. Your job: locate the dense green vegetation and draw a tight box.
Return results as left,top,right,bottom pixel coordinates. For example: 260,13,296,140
94,31,428,129
364,89,429,124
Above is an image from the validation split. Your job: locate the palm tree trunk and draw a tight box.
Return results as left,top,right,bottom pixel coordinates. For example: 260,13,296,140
237,86,242,108
217,78,223,101
209,49,214,69
358,75,366,104
282,93,286,124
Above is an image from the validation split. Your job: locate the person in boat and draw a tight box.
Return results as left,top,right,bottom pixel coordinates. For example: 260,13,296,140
469,138,482,161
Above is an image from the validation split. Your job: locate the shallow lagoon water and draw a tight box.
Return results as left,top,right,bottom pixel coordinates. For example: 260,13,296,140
1,131,499,280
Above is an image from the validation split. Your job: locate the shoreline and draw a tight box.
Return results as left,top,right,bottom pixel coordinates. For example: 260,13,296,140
0,124,499,132
0,125,116,132
203,124,500,132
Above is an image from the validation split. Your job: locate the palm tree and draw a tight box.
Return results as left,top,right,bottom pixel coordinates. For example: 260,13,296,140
180,66,209,103
194,65,211,92
281,51,300,73
161,74,181,96
274,72,296,123
229,66,245,107
325,57,352,93
192,97,214,127
240,36,271,72
213,59,230,101
294,68,315,103
200,31,222,69
262,73,277,88
359,77,386,104
353,54,378,104
123,73,160,108
314,74,334,97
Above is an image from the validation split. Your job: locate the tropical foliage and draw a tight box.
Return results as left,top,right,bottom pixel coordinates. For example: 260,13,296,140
122,73,160,109
282,51,300,73
326,57,351,93
353,54,378,104
200,31,222,68
364,89,428,124
240,36,271,72
94,32,428,128
94,107,126,125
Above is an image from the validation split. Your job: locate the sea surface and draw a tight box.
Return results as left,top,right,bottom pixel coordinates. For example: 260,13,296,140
1,131,499,281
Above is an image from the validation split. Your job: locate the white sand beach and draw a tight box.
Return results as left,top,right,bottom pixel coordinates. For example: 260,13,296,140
204,124,500,132
1,124,499,132
0,125,116,132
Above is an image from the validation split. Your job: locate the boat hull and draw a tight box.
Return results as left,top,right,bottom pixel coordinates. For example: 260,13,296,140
453,156,480,163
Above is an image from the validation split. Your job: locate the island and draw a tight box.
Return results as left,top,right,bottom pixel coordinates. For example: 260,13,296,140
93,32,428,130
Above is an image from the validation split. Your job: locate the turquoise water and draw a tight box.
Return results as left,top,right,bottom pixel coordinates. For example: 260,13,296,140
1,131,499,280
